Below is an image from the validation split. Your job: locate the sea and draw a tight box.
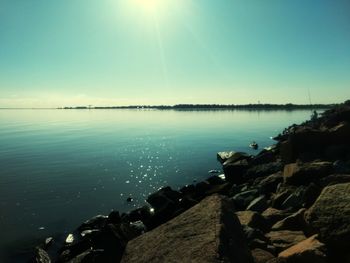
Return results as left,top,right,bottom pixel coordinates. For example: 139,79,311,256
0,108,320,262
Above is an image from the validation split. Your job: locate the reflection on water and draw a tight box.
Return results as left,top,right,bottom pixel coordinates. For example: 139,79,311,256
0,109,315,262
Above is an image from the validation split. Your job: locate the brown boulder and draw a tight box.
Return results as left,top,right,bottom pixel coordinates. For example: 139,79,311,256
266,231,306,253
121,194,253,263
278,234,326,263
251,248,275,263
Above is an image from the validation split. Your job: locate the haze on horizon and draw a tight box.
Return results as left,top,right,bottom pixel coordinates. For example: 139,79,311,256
0,0,349,108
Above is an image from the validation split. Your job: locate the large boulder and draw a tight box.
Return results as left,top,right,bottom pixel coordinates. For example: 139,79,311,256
277,235,326,263
121,195,253,263
304,182,350,250
283,162,333,186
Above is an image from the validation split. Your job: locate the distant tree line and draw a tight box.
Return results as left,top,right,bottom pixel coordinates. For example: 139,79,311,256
61,103,336,110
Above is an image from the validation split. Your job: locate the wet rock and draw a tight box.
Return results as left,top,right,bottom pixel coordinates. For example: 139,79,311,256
236,211,269,232
283,162,333,186
33,247,51,263
251,248,275,263
217,151,249,164
206,175,225,185
247,195,269,213
146,187,181,211
278,235,326,263
266,231,306,253
262,208,293,228
305,182,350,250
78,215,108,232
121,195,253,263
271,209,306,231
126,206,152,223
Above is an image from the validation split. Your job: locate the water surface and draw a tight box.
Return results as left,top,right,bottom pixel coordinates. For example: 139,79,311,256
0,109,315,262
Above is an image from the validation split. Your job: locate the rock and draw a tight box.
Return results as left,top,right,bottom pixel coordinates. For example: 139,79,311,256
33,247,51,263
232,189,260,210
271,209,306,231
223,159,250,184
266,231,306,253
279,129,326,164
271,189,295,209
283,162,333,186
278,235,326,263
108,210,121,224
236,211,269,232
206,175,225,185
333,160,350,173
146,186,181,211
67,249,105,263
78,215,108,231
247,196,269,213
320,174,350,187
251,149,277,166
256,172,283,194
217,151,249,164
245,162,283,179
305,182,350,250
251,248,275,263
179,184,195,195
280,186,306,210
242,226,268,247
121,195,253,263
262,208,293,228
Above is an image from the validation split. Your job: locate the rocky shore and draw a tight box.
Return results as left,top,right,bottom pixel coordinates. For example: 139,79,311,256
33,101,350,263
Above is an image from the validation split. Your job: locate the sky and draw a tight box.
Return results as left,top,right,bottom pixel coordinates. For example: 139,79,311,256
0,0,349,107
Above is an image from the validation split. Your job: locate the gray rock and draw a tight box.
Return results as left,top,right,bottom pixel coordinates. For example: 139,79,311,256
34,247,51,263
121,195,253,263
305,182,350,250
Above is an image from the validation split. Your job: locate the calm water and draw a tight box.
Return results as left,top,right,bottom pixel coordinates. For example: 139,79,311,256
0,109,315,261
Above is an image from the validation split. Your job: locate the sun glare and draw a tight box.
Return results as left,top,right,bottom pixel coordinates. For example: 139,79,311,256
132,0,163,14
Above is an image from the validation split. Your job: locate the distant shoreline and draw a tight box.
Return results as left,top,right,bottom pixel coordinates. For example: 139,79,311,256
0,103,337,110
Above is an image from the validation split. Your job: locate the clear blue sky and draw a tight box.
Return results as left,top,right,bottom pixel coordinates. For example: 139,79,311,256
0,0,349,107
